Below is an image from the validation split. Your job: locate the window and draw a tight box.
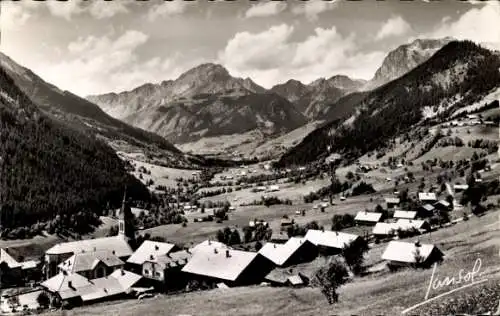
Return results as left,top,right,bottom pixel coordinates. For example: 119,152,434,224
155,272,161,278
144,269,150,275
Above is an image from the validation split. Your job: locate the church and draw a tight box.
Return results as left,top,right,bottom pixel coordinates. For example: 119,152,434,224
44,193,136,279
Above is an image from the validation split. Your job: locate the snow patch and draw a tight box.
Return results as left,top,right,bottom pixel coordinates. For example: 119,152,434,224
451,87,500,117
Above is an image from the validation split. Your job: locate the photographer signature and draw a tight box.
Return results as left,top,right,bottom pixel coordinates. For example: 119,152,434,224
402,258,488,314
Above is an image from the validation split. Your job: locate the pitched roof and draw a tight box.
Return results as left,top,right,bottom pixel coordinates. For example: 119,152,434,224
46,236,133,258
21,260,40,270
304,230,359,249
382,241,442,263
59,251,124,273
372,223,398,235
418,192,437,201
421,204,435,211
435,200,451,207
41,271,95,300
127,241,176,265
393,210,417,219
355,211,383,222
0,248,21,269
258,237,313,266
396,219,428,230
453,184,469,190
181,248,259,282
79,269,142,302
145,250,193,269
189,240,231,254
385,197,400,204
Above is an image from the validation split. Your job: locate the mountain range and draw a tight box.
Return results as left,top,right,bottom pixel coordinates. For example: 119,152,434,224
278,40,500,166
88,38,454,156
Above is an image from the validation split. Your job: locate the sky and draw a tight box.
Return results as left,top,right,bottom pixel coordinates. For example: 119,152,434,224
1,0,499,97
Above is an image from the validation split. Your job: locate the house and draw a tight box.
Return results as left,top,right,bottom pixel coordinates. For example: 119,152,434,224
269,232,289,244
126,241,177,272
189,240,231,254
393,210,417,220
396,219,430,232
354,211,383,226
434,200,451,212
41,269,143,307
418,192,437,204
142,250,193,292
382,241,444,268
181,248,275,287
45,195,134,278
418,204,435,218
304,230,360,255
45,236,133,279
267,185,280,192
372,223,399,237
58,251,124,279
0,248,22,286
258,237,318,267
453,184,469,193
385,197,400,209
264,268,309,287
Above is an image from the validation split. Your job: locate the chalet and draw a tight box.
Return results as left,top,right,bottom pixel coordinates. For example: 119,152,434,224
385,197,400,209
0,248,22,286
453,184,469,193
393,210,417,220
280,219,294,231
142,250,193,292
418,192,437,204
264,268,309,287
267,185,280,192
58,251,124,279
127,241,176,273
382,241,444,269
258,237,318,267
354,211,383,226
434,200,451,212
41,269,142,307
181,248,275,287
372,223,398,237
396,219,430,232
45,236,133,279
269,232,289,244
418,204,435,218
304,230,360,255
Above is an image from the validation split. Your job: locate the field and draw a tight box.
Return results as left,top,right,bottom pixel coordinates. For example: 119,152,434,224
41,209,500,316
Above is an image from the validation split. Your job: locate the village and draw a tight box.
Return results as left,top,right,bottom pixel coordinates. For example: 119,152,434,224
1,132,499,316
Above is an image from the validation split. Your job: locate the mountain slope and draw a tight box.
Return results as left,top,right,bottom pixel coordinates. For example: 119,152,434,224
0,67,150,233
368,37,453,89
278,40,500,166
87,63,266,120
271,76,366,119
88,64,307,148
0,53,190,167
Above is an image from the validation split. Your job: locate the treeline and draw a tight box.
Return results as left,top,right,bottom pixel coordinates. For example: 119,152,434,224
0,67,150,236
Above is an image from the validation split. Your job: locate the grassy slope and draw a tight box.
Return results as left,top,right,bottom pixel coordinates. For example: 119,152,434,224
41,209,500,316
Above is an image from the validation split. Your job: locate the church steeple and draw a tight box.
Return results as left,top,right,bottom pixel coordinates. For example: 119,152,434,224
118,189,127,237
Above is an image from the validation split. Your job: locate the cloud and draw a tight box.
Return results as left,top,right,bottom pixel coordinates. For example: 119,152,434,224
244,1,287,18
87,1,130,19
218,24,385,88
430,1,500,50
34,30,203,96
147,1,190,21
292,0,338,21
376,16,412,40
1,2,33,30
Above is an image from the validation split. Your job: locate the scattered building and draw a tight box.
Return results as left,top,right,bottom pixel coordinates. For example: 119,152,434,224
418,204,435,218
382,241,444,268
393,210,417,220
354,211,383,226
58,251,124,279
304,230,360,255
418,192,437,204
181,248,275,287
434,200,452,212
385,197,401,209
258,237,318,267
0,248,22,286
264,268,309,288
453,184,469,193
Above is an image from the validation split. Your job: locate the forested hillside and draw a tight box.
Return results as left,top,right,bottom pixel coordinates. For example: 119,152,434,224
278,41,500,166
0,67,150,237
